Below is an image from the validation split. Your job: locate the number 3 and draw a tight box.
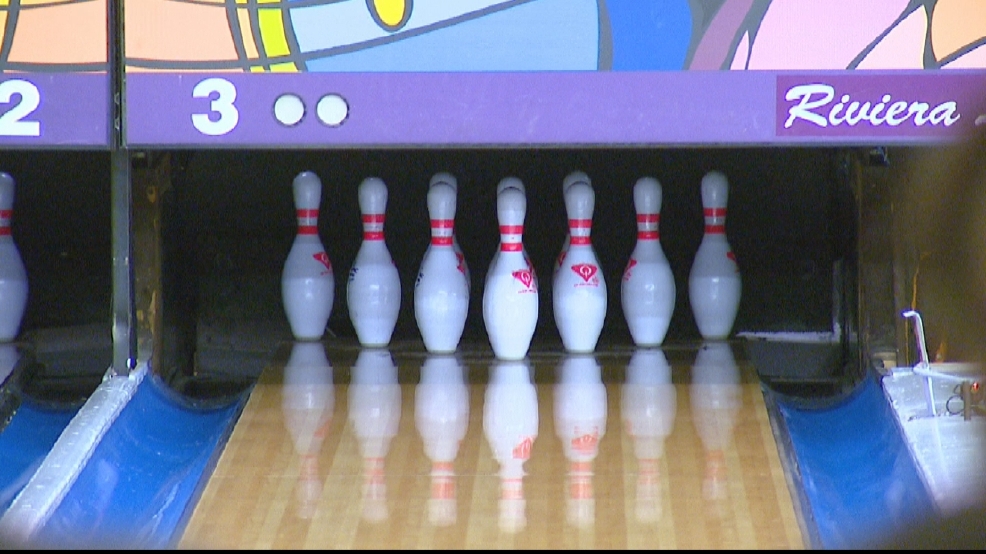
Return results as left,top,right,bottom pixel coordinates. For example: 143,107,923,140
0,79,41,137
192,78,239,136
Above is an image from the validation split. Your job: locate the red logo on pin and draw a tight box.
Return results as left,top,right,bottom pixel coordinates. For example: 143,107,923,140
456,252,466,275
623,258,637,281
313,251,332,273
513,436,533,460
572,263,598,283
512,269,535,289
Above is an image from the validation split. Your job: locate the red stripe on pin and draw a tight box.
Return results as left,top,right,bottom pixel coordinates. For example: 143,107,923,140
297,225,318,235
637,214,658,223
0,210,11,218
704,208,727,217
296,209,318,218
364,231,384,240
569,219,592,228
0,228,9,236
499,225,523,234
362,214,385,223
431,237,453,246
501,242,522,252
570,236,591,245
705,224,725,234
431,219,454,229
638,231,659,240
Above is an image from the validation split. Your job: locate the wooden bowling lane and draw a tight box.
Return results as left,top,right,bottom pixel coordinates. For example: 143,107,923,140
178,341,804,550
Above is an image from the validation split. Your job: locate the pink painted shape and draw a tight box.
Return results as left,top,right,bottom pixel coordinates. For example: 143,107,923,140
942,44,986,68
857,7,927,69
730,31,750,69
747,0,910,69
690,0,755,69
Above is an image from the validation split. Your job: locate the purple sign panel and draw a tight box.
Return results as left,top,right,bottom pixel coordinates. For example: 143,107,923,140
126,71,986,148
0,74,110,148
776,72,986,141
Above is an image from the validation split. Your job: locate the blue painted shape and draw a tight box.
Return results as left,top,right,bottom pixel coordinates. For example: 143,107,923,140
0,402,78,514
605,0,692,70
36,376,248,549
775,375,937,549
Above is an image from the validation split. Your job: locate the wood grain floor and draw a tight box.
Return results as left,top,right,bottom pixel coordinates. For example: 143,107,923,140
179,340,804,550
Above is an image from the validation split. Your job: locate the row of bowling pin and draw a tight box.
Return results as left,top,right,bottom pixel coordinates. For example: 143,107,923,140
281,169,741,358
281,341,740,527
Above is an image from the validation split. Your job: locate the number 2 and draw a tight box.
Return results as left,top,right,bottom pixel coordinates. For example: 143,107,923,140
192,78,239,136
0,79,41,137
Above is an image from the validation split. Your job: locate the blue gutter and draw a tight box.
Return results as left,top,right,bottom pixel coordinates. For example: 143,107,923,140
767,372,938,549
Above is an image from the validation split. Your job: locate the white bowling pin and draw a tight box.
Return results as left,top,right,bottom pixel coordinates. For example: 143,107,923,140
483,184,538,360
622,177,676,347
415,182,469,354
415,354,469,527
0,173,27,343
486,177,537,290
349,348,402,522
348,177,402,347
621,348,676,523
553,171,591,278
429,172,470,290
689,171,741,340
282,341,335,519
553,181,607,353
484,359,539,534
690,341,741,501
282,171,334,341
554,354,607,528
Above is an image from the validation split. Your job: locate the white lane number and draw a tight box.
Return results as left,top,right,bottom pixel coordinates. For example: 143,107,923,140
0,79,41,137
192,78,239,136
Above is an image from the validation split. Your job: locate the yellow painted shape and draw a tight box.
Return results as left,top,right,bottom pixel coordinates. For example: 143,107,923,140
256,5,297,71
372,0,409,29
932,0,986,61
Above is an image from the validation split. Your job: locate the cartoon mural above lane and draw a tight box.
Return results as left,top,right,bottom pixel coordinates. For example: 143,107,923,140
124,0,986,73
122,1,986,147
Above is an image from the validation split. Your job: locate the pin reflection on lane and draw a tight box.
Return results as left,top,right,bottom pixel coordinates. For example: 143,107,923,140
621,348,676,524
281,341,334,520
414,354,469,527
555,354,607,528
484,358,538,534
690,341,741,504
349,348,401,523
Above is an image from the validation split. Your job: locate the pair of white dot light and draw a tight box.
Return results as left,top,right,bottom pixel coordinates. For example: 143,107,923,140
273,92,349,127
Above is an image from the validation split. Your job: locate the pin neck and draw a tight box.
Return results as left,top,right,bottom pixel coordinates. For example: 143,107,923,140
430,218,454,246
703,207,726,234
362,213,385,241
296,208,319,235
568,219,592,245
636,213,659,241
499,224,523,252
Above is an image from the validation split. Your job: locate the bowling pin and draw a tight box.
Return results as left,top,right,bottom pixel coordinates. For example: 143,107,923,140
415,181,469,353
689,170,741,340
282,171,334,342
553,181,607,353
553,171,591,278
486,177,537,290
690,341,741,501
282,341,334,519
429,172,470,290
621,348,676,523
554,354,607,528
483,184,538,360
349,348,402,522
622,177,676,347
348,177,401,347
0,173,27,343
484,359,539,534
415,354,469,527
